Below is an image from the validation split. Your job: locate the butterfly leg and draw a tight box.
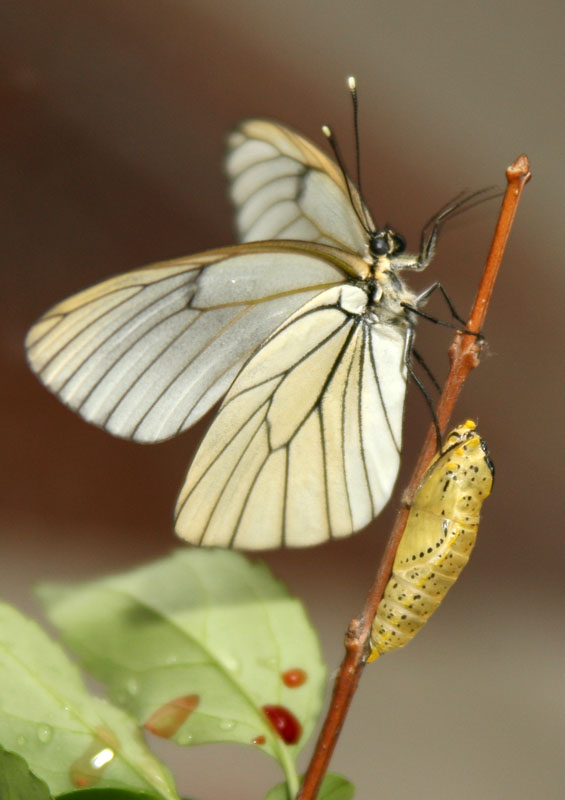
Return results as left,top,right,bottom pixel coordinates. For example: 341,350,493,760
403,327,442,449
401,282,483,339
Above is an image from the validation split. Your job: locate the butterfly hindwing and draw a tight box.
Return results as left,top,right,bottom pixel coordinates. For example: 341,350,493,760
175,284,408,549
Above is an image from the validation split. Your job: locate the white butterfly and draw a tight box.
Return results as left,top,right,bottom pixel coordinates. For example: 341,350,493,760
25,82,480,549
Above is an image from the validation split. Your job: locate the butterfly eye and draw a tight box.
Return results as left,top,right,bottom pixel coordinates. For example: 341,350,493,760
392,233,406,253
369,235,389,257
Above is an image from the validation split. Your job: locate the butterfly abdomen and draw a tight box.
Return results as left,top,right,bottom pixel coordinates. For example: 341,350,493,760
369,421,493,660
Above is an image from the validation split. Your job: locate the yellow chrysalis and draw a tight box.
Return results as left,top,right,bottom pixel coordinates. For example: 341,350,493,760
369,420,494,660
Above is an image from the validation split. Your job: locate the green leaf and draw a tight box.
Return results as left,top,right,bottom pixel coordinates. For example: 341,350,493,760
38,550,326,769
0,603,179,800
0,746,52,799
265,773,355,800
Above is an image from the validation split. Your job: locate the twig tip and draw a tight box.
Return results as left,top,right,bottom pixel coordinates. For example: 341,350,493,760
507,154,531,183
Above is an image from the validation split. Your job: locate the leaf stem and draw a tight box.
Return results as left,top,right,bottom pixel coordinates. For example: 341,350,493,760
279,744,300,797
297,154,531,800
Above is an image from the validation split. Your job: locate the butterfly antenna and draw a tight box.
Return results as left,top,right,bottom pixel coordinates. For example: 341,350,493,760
347,76,372,231
322,123,371,236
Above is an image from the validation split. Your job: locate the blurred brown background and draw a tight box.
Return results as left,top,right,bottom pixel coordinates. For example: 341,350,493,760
1,1,563,798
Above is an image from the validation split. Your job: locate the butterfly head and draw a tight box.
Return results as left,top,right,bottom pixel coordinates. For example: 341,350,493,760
369,227,407,259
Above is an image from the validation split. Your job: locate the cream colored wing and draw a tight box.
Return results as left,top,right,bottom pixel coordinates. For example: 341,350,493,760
369,421,494,659
226,119,375,255
175,283,408,550
25,242,359,443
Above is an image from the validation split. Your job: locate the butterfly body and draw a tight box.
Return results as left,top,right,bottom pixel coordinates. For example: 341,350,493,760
26,107,478,550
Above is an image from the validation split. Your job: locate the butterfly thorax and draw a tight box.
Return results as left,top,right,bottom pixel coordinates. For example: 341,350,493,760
358,260,418,327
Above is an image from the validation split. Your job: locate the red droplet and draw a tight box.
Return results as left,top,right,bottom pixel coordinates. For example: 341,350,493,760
281,668,307,688
252,735,266,745
145,694,200,738
262,704,302,744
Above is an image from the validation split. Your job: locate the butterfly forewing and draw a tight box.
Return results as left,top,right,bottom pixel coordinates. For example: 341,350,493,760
226,120,374,254
25,244,354,443
175,284,409,549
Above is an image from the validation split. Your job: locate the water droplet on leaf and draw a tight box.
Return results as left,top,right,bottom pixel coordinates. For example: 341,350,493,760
37,724,53,743
221,654,240,671
258,656,278,669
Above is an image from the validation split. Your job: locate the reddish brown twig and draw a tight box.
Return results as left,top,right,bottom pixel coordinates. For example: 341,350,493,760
297,155,531,800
